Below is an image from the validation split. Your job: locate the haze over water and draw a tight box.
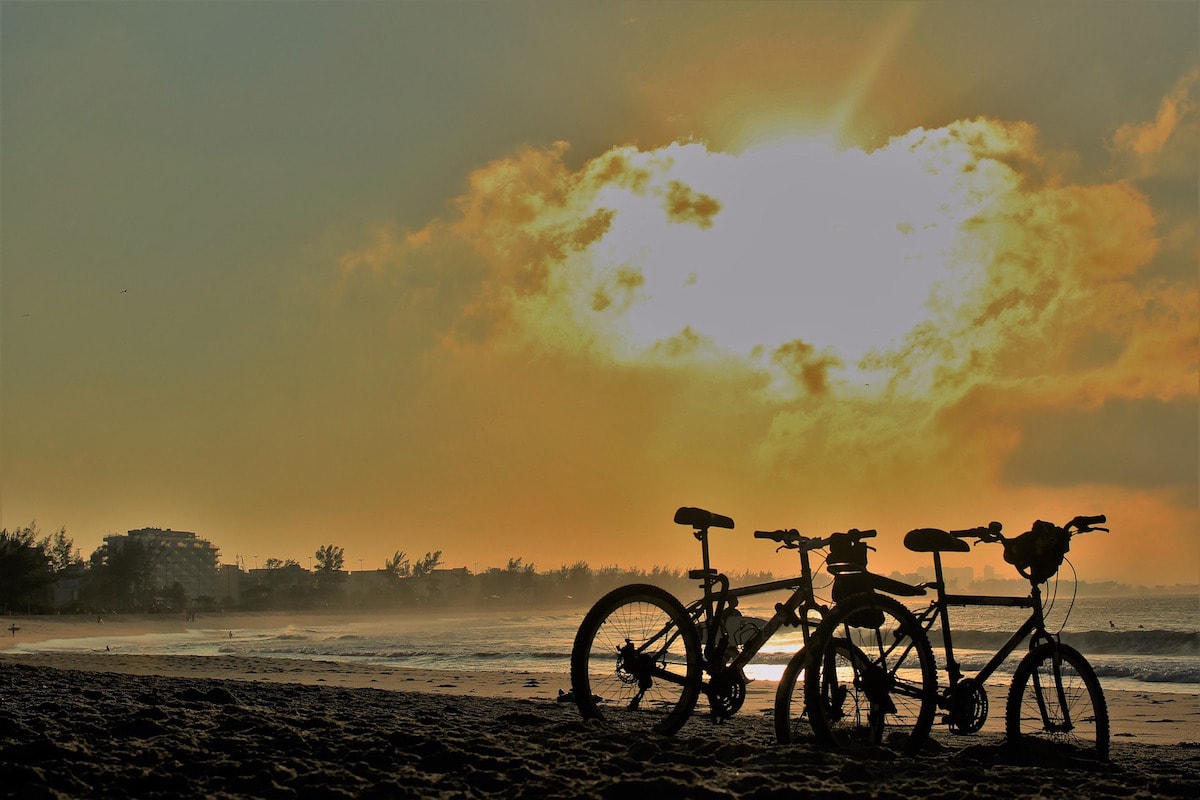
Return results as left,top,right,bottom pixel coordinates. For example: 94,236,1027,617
10,594,1197,697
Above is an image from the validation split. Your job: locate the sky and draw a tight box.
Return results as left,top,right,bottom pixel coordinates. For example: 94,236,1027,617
2,1,1197,586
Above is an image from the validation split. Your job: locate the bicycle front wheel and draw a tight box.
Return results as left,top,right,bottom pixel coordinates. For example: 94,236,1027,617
775,641,856,745
774,646,810,744
1005,642,1109,759
804,593,937,754
569,583,702,735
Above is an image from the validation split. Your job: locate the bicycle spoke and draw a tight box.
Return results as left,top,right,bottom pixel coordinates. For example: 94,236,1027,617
805,594,937,754
1006,642,1109,759
570,585,701,735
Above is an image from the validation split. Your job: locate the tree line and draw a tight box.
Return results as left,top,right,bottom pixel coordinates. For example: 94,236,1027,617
2,523,782,614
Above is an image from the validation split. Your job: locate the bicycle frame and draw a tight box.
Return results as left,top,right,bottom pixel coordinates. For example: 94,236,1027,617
796,514,1109,753
685,525,829,686
571,506,884,734
910,547,1053,699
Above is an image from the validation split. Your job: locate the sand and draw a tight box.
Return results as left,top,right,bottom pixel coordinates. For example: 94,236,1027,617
2,616,1199,798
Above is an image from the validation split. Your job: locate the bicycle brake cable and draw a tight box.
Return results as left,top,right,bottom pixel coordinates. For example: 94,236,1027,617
1053,557,1079,635
814,551,836,599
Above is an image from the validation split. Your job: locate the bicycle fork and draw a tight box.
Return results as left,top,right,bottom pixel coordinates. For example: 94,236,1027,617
1030,645,1075,733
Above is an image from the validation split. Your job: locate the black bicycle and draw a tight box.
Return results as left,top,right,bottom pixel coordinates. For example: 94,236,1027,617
570,506,879,735
798,514,1111,758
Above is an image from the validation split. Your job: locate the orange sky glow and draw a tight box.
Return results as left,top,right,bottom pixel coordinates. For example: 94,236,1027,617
3,2,1197,586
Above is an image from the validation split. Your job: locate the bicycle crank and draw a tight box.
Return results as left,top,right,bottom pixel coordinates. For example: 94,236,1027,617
707,670,747,721
945,678,988,734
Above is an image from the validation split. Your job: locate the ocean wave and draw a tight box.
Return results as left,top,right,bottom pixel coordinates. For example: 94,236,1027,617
934,629,1198,657
1088,662,1200,684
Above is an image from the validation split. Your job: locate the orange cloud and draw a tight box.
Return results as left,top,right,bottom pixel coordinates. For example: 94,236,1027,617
1110,66,1200,174
333,111,1196,581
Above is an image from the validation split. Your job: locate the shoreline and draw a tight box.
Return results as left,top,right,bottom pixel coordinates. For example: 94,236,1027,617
2,658,1199,799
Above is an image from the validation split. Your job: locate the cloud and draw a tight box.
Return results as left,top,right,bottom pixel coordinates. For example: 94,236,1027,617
1110,66,1200,175
1003,396,1199,498
333,111,1195,564
662,180,722,227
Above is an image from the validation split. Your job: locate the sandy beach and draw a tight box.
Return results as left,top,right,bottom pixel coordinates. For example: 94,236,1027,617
2,614,1198,798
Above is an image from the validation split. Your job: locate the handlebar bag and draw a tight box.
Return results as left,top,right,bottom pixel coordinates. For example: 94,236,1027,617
827,533,870,573
1003,520,1071,582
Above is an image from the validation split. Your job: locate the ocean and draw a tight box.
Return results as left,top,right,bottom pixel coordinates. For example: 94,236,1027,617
10,593,1198,696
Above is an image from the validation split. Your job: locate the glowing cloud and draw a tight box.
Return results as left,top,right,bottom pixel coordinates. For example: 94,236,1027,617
339,113,1193,510
1112,67,1199,159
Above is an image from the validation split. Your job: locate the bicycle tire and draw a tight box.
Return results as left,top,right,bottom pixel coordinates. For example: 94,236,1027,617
569,583,702,735
804,592,937,754
774,641,856,745
1005,641,1109,760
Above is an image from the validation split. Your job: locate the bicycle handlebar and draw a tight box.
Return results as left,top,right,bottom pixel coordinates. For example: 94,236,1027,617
754,527,876,551
1069,514,1107,532
948,514,1106,555
951,521,1004,543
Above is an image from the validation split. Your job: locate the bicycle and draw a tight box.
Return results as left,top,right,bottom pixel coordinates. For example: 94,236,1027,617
796,513,1111,758
569,506,879,735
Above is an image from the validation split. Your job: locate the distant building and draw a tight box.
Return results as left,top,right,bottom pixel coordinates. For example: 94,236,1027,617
914,564,974,589
105,528,221,604
422,567,471,603
52,576,82,609
218,563,243,606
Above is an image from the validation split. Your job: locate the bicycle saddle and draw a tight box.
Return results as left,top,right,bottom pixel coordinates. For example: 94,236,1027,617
674,507,735,530
904,527,971,553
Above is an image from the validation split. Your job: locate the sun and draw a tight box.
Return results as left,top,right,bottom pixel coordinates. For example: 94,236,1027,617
724,108,849,156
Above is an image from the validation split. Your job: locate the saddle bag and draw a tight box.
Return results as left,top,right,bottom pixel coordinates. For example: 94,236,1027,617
827,533,884,628
831,573,886,628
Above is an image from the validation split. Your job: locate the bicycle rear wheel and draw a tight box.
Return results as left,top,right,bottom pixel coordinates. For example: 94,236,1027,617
804,593,937,754
1005,642,1109,759
569,583,702,735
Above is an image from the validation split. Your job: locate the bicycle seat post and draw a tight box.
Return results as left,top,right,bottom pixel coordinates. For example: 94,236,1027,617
695,526,712,581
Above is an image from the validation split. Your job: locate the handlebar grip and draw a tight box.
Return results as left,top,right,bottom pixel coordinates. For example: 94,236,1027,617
852,528,877,539
951,522,1003,540
754,529,798,543
1076,514,1106,527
